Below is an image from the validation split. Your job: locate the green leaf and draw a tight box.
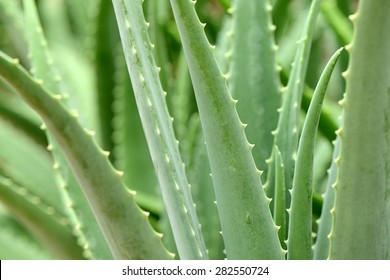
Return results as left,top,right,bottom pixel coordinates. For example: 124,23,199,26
23,0,112,259
287,47,342,260
0,50,171,259
111,46,161,214
229,0,281,174
265,0,322,225
169,0,284,259
330,0,390,259
314,137,340,260
186,115,225,260
112,0,207,259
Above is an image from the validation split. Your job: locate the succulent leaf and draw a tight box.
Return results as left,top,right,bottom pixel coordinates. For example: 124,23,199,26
314,137,340,259
265,0,322,228
0,50,171,260
330,0,390,259
229,0,281,174
169,0,284,259
23,0,113,259
113,0,207,260
287,47,343,260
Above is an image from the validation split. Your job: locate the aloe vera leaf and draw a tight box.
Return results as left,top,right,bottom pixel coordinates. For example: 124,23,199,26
273,146,286,250
0,175,83,259
280,69,340,142
112,0,207,259
159,110,204,258
0,210,53,260
313,137,340,260
287,47,342,260
23,0,112,259
301,85,339,142
330,0,390,259
186,115,225,260
229,0,281,174
266,0,322,216
111,46,161,213
0,51,171,260
169,0,283,259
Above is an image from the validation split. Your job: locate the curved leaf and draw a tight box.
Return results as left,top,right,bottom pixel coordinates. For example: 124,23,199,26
0,50,171,260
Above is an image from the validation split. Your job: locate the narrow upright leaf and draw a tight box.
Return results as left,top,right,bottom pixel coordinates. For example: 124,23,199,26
287,48,342,260
112,0,207,260
314,137,340,260
169,0,284,259
266,0,322,221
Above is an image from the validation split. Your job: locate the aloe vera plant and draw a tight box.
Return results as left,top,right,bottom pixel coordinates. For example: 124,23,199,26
0,0,389,260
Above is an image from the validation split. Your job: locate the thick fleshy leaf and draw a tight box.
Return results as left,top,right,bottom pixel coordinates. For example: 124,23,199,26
169,0,284,259
0,50,171,260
